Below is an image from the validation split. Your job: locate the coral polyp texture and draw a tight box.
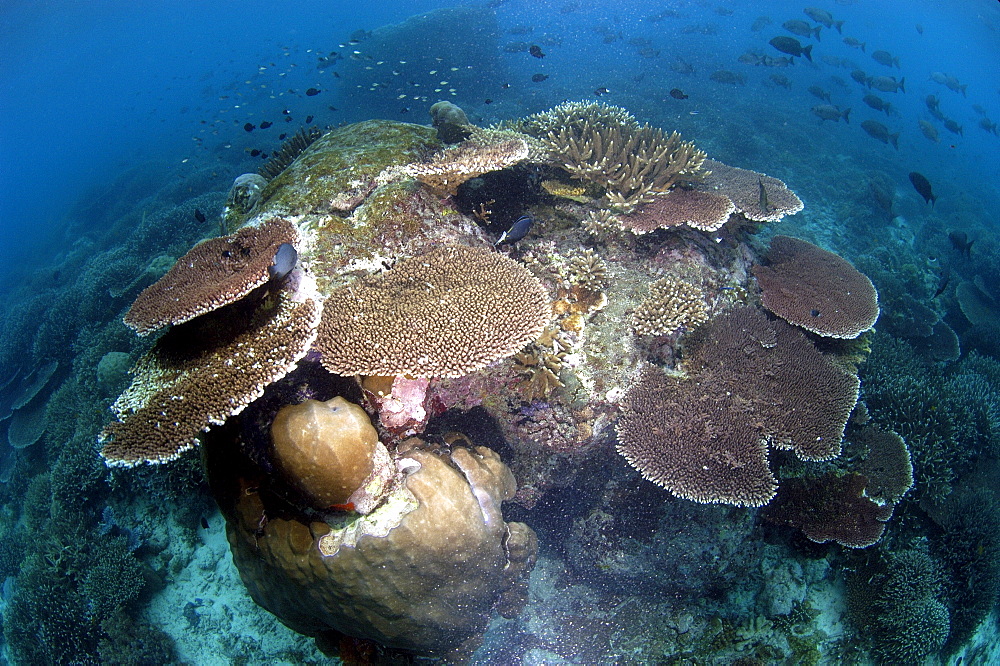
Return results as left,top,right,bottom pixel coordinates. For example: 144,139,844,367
314,245,550,378
761,472,894,548
852,424,913,505
617,306,860,506
527,101,707,212
753,235,879,339
699,159,804,222
619,187,736,233
123,217,297,335
100,292,320,466
631,276,709,336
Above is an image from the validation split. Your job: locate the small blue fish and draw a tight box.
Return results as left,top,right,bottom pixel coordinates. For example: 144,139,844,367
495,215,533,246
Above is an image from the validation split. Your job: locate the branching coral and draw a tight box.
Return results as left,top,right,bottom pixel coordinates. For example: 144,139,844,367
512,346,566,401
632,276,709,336
526,101,707,212
566,248,609,292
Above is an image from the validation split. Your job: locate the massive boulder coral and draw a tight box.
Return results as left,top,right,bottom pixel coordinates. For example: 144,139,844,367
207,396,536,661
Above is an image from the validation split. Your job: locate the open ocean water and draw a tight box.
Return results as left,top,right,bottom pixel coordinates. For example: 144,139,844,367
1,0,1000,663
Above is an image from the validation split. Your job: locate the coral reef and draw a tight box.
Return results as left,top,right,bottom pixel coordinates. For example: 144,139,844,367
847,546,950,662
314,245,550,378
401,133,530,195
761,472,893,548
527,101,707,212
258,126,324,182
123,217,298,335
100,291,321,465
699,159,804,223
617,306,860,506
429,100,473,143
753,235,879,339
619,187,736,233
208,400,536,661
631,276,709,336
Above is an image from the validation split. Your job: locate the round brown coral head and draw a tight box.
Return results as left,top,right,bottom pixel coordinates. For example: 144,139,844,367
753,235,879,339
315,245,551,378
123,218,298,336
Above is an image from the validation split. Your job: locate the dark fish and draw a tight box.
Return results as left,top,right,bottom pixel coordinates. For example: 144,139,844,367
194,209,206,223
282,109,292,115
808,85,831,103
496,215,533,246
869,75,905,93
925,94,940,111
259,121,273,129
843,36,865,52
862,93,892,115
200,516,210,529
305,115,314,124
531,73,549,82
751,16,772,32
279,133,287,140
872,50,900,68
804,7,844,32
594,87,610,96
243,123,255,132
909,172,936,206
250,149,261,157
758,178,772,214
942,118,963,136
932,273,950,298
861,119,899,148
916,23,923,35
305,87,321,96
979,118,999,135
949,231,973,257
783,19,821,41
261,153,268,159
769,74,792,89
670,88,688,99
709,70,744,85
529,44,545,58
400,107,410,113
811,104,850,123
484,98,493,104
850,69,869,86
918,120,939,143
769,36,813,61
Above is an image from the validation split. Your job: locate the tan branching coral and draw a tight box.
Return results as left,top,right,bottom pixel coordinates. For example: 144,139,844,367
526,102,707,212
100,292,321,466
315,245,551,378
753,235,879,339
401,132,530,195
566,248,609,292
580,209,623,239
632,277,709,336
124,218,298,335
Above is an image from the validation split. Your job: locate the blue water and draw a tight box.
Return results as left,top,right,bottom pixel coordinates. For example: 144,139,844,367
2,0,1000,663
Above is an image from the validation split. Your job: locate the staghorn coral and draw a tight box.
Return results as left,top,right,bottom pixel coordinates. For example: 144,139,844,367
753,235,879,339
258,126,324,181
315,245,550,378
123,217,298,335
631,276,709,336
529,101,707,212
761,472,893,548
100,291,321,466
617,306,860,507
699,159,803,222
400,132,530,195
847,546,950,662
619,187,735,234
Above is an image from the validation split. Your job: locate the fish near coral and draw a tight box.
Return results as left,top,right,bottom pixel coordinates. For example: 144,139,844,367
949,231,973,257
495,214,534,246
909,172,936,206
